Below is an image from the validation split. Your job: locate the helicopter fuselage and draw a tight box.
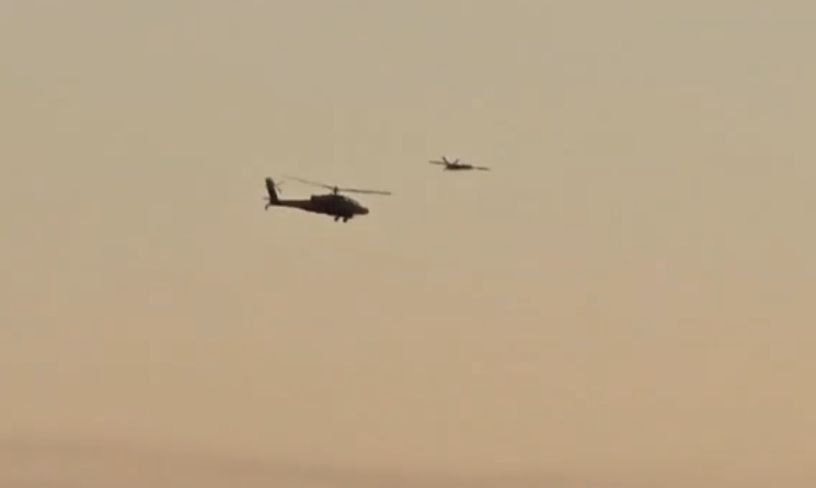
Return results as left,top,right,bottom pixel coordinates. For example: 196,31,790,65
264,177,384,222
268,193,369,222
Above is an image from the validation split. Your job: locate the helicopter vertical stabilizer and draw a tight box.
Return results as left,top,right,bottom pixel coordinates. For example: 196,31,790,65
265,177,280,209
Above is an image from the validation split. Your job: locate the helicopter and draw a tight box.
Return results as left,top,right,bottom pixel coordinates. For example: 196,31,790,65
264,176,391,222
429,155,490,171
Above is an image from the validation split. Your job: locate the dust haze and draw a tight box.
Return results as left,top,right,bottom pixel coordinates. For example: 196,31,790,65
2,1,815,486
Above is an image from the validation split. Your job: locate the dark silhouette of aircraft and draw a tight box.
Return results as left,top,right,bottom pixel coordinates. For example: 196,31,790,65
264,176,391,222
429,155,490,171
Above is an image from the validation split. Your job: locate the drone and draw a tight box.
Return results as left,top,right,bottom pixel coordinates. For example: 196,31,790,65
264,175,391,222
429,155,490,171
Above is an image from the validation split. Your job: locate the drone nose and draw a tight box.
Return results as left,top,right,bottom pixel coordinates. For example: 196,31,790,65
360,207,369,215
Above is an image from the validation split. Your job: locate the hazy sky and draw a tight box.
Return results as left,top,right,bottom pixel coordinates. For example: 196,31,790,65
2,1,815,486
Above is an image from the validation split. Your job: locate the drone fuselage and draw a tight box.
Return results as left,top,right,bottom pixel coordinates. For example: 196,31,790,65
430,157,489,171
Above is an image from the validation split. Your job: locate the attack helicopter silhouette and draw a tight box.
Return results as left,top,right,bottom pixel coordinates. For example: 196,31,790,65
264,176,391,222
429,155,490,171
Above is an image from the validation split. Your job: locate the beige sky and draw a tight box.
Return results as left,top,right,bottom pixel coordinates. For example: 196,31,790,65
2,1,815,486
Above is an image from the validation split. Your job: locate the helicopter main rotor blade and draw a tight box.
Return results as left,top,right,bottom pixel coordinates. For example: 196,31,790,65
336,187,392,195
282,175,335,190
284,175,391,195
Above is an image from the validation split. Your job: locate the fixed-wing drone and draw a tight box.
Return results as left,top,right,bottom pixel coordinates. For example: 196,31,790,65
429,155,490,171
264,176,391,222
